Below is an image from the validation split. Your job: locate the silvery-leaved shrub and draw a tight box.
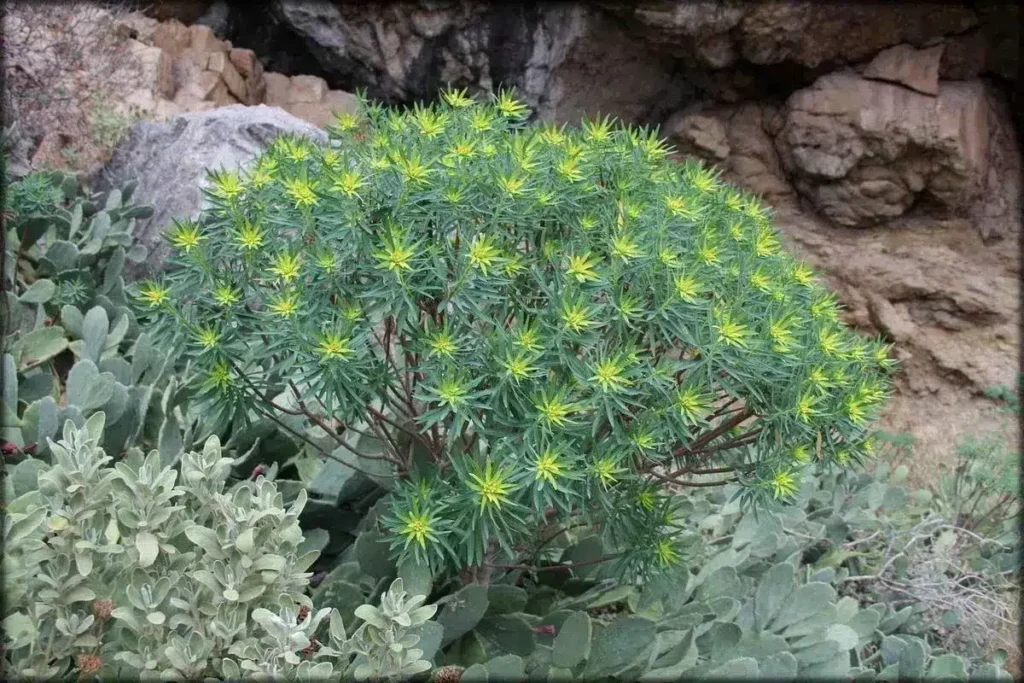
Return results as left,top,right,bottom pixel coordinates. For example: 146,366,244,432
136,87,895,580
1,413,438,681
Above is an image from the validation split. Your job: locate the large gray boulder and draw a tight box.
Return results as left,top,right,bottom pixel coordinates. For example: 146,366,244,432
91,104,327,278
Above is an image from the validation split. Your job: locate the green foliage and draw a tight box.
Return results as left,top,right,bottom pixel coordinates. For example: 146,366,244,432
1,415,440,681
4,168,153,322
140,87,895,580
409,462,1015,681
928,377,1021,538
1,170,190,459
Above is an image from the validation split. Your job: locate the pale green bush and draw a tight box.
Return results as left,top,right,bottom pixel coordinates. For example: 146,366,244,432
2,414,439,680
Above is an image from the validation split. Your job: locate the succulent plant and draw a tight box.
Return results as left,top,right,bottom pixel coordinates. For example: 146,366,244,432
1,168,201,462
1,414,441,681
139,87,895,582
4,168,153,329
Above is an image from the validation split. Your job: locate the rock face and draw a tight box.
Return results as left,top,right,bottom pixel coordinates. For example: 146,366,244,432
218,1,1016,115
117,17,356,127
91,105,327,277
774,72,991,227
1,88,33,180
863,43,944,96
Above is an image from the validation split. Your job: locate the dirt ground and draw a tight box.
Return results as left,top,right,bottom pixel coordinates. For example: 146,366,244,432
880,387,1018,488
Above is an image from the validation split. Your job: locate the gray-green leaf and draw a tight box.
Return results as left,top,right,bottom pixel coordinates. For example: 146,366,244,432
136,531,159,568
20,279,56,304
551,611,591,669
585,617,657,677
82,306,109,363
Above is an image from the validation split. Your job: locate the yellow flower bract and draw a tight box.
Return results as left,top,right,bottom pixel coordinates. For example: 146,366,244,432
534,390,576,428
501,351,536,382
167,221,203,253
268,292,299,318
137,281,170,308
332,170,365,198
468,460,515,512
212,283,240,307
591,357,629,393
235,220,264,252
770,469,799,499
282,177,318,207
566,252,602,282
315,331,355,361
209,170,244,200
533,449,564,486
398,508,434,549
467,234,502,275
195,325,219,349
269,252,302,283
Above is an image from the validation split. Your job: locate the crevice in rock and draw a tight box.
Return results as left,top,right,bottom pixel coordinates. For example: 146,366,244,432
488,2,543,93
220,1,341,90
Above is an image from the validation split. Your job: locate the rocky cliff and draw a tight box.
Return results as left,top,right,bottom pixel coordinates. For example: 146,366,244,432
55,0,1024,477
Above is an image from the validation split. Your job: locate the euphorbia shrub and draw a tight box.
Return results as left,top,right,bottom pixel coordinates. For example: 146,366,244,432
138,89,895,578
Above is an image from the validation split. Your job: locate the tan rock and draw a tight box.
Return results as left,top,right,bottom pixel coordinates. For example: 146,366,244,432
227,49,266,104
31,131,69,171
207,51,247,102
247,72,267,105
153,99,183,122
128,41,175,100
724,103,797,206
207,79,240,107
228,48,260,79
177,47,211,70
174,70,222,102
114,12,160,44
665,108,730,160
775,72,991,226
287,75,328,104
863,43,944,96
868,294,918,343
284,102,335,128
170,47,209,97
189,24,221,53
323,90,357,116
263,72,291,106
122,88,159,117
170,95,217,114
151,20,192,58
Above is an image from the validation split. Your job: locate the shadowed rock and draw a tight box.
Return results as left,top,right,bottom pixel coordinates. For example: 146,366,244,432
90,104,326,278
